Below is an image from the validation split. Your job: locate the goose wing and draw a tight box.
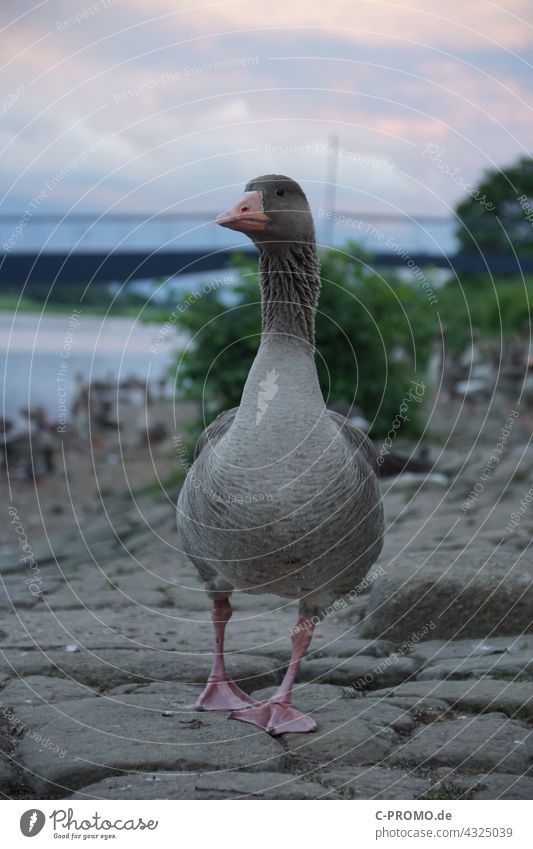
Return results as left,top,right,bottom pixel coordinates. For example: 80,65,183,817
327,409,380,474
194,407,238,460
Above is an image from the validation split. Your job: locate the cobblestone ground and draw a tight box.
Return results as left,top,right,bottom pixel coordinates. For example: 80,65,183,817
1,397,532,799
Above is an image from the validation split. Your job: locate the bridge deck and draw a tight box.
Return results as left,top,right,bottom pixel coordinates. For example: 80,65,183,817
0,249,531,285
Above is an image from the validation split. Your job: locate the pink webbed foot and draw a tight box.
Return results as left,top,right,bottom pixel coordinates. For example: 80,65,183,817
230,699,317,736
195,678,258,711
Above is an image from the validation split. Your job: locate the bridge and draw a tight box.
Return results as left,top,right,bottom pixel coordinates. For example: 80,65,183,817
0,212,530,285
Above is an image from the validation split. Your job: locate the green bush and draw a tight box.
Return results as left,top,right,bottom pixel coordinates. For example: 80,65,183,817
437,275,533,353
171,244,435,438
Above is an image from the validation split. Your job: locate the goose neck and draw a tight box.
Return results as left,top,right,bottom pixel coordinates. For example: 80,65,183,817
258,242,321,347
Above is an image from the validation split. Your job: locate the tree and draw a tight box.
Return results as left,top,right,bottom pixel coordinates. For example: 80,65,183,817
456,156,533,254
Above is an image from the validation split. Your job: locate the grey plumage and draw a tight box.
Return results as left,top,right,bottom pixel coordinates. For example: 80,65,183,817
177,175,384,621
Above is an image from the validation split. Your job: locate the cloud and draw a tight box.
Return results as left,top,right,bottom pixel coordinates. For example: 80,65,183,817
169,0,533,51
0,0,531,217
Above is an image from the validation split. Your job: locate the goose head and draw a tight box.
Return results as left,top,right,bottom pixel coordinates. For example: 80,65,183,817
216,174,315,247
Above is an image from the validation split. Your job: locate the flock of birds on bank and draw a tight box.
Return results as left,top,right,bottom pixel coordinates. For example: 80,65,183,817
0,376,165,479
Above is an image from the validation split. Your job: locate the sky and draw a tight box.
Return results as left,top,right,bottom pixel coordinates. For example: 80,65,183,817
1,0,532,221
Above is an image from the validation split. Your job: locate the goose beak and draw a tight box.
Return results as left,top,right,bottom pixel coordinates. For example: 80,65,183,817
216,191,268,232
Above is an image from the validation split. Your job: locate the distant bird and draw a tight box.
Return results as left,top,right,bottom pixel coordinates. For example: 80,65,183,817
177,175,385,735
1,407,54,478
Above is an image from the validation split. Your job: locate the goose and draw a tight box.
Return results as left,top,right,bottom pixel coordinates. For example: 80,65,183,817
176,175,384,735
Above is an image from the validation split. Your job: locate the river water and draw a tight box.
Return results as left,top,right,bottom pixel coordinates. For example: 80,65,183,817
0,311,184,419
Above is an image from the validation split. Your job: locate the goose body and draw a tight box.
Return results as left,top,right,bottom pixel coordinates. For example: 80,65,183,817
178,333,383,608
176,175,384,734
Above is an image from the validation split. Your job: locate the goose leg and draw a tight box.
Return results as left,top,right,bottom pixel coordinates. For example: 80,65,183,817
195,597,257,711
230,618,317,735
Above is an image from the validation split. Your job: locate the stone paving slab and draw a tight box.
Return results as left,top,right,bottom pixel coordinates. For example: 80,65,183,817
368,695,453,724
417,651,533,682
2,414,532,800
43,559,212,613
368,679,533,721
71,770,332,800
0,648,279,692
300,655,418,689
0,675,99,709
0,760,16,797
12,683,202,734
251,684,413,768
315,637,395,658
431,769,533,800
16,693,288,797
0,711,17,797
0,572,62,610
318,764,430,799
106,681,202,697
0,606,366,663
409,637,533,666
361,548,533,641
388,714,533,774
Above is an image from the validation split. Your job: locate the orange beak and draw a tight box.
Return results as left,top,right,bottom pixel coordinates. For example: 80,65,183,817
216,190,268,232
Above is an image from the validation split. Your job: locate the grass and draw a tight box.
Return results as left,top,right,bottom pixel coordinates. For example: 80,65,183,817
133,468,186,500
0,294,172,320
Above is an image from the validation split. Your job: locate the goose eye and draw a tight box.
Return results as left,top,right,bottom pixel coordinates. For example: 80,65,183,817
275,188,285,198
